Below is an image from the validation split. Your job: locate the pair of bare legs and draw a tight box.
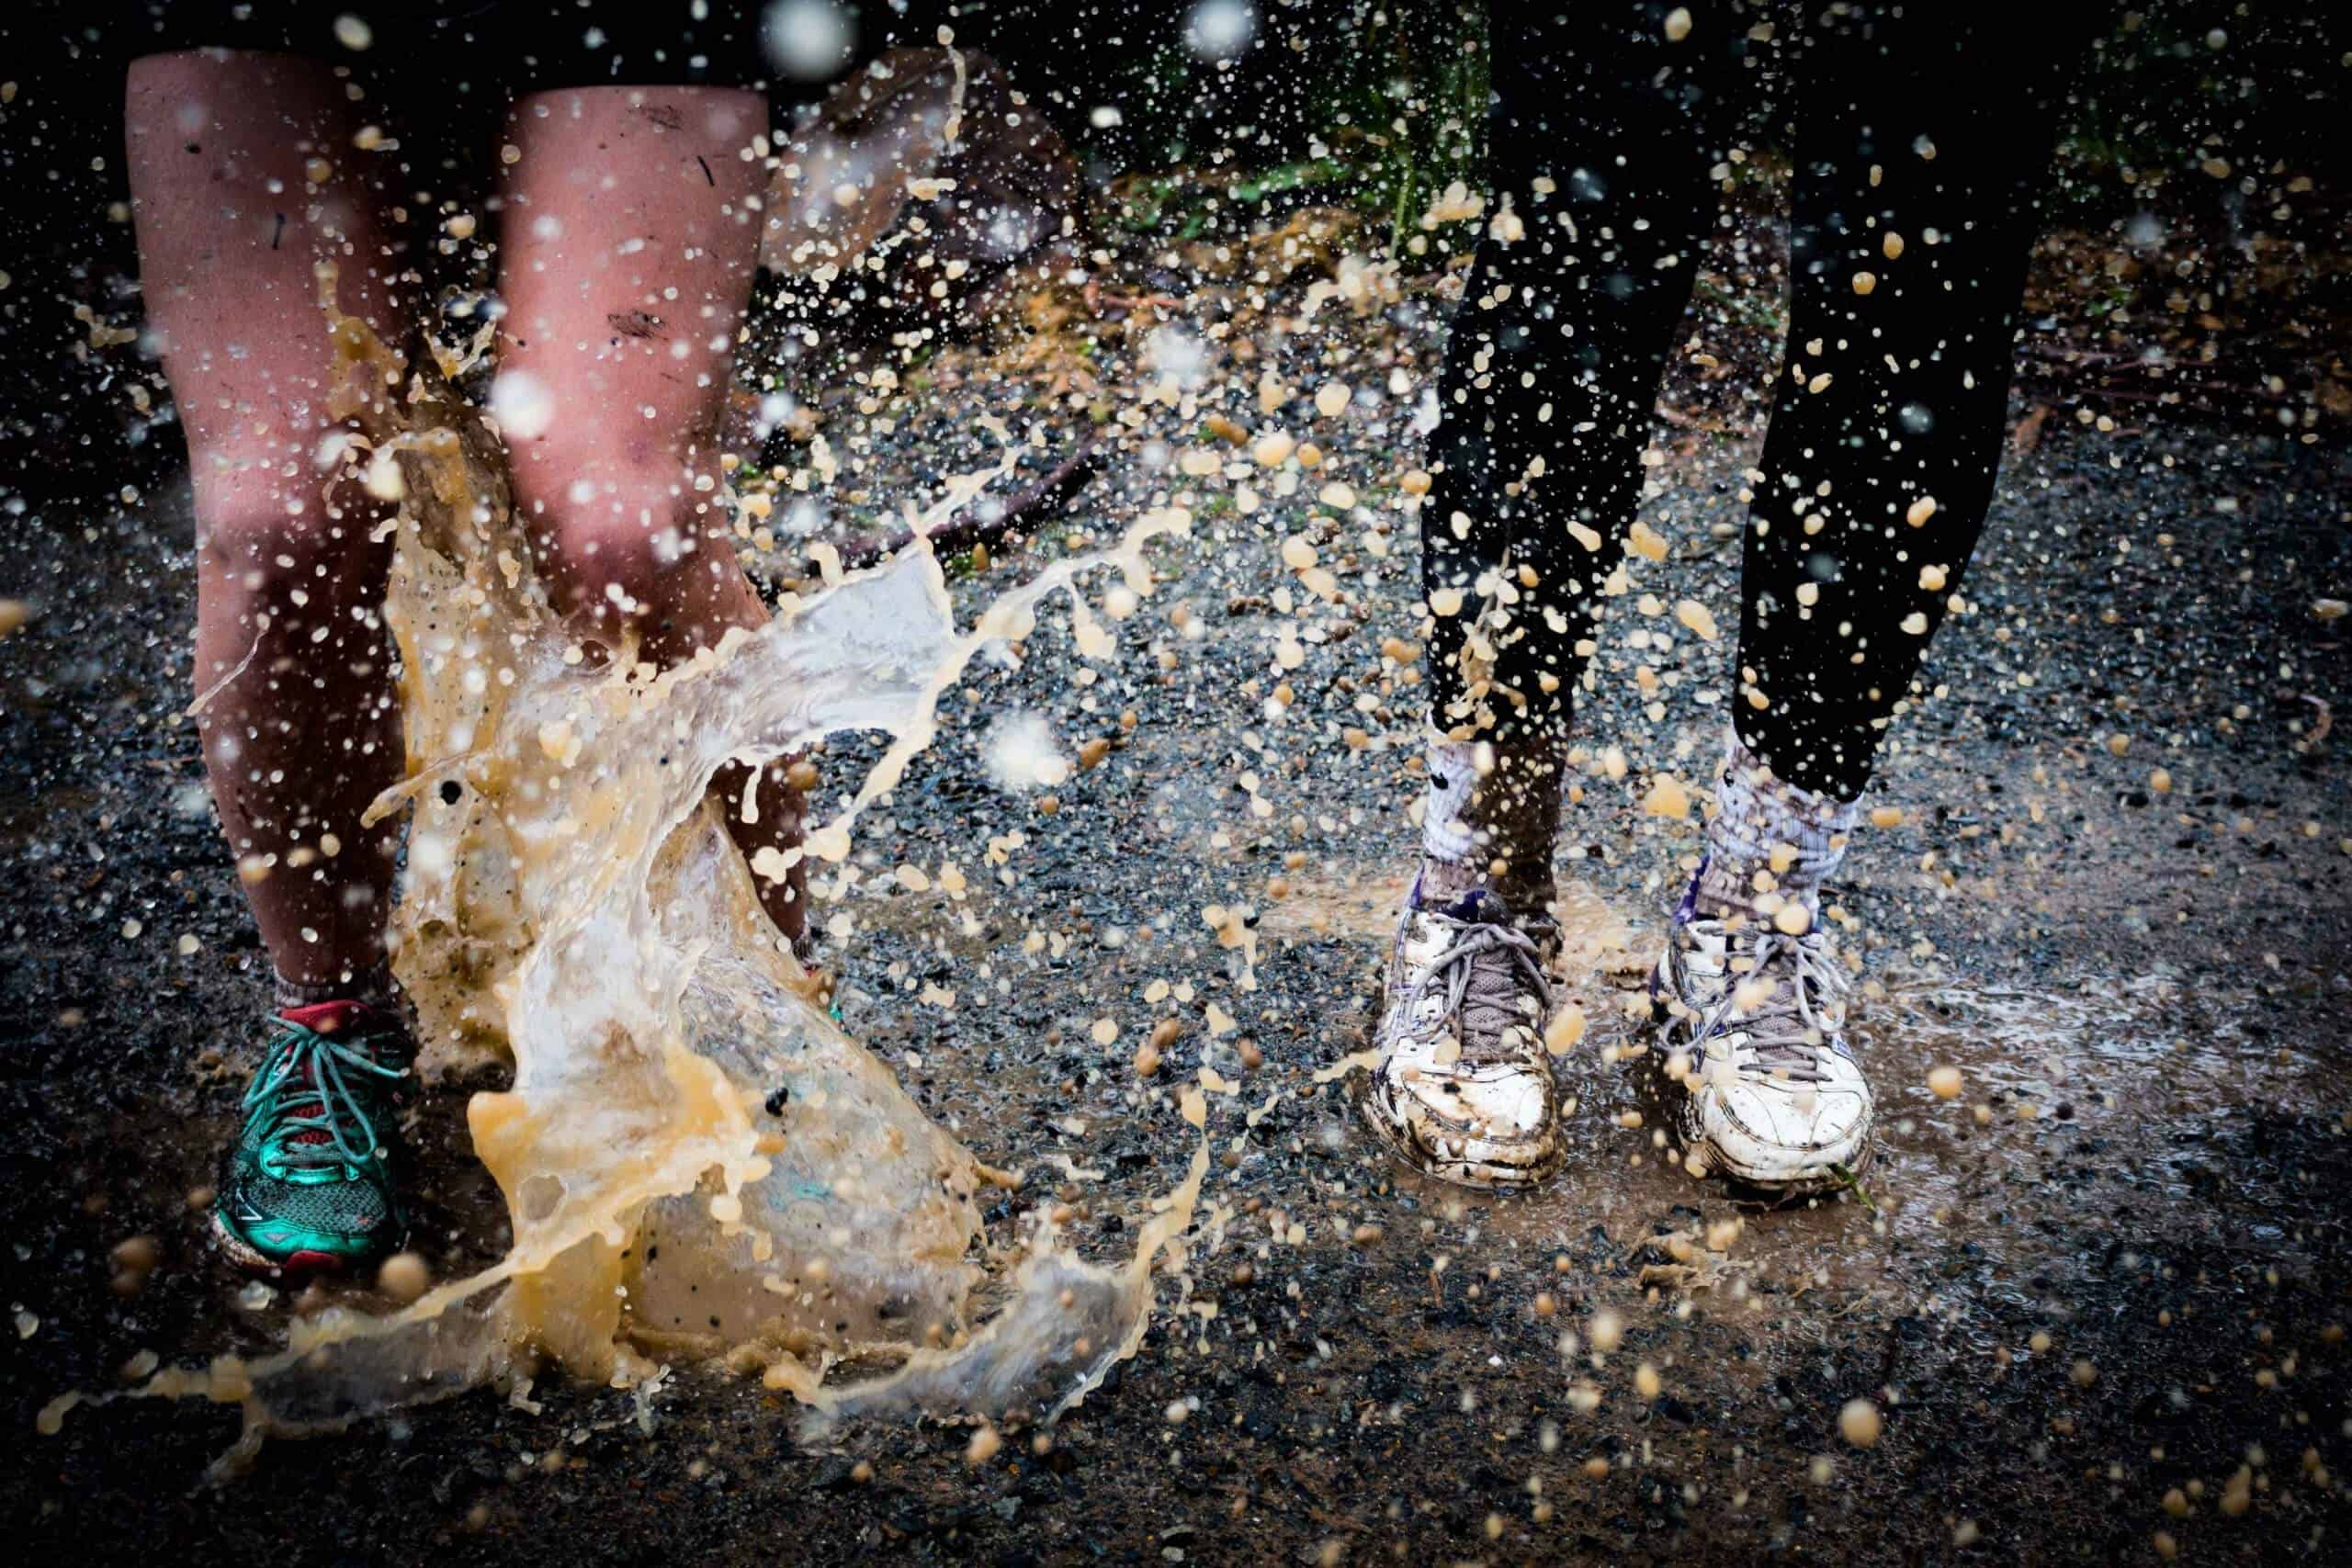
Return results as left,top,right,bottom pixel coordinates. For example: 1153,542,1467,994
127,52,803,998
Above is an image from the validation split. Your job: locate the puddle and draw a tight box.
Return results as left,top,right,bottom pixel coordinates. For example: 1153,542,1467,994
1294,866,2350,1381
43,263,1215,1469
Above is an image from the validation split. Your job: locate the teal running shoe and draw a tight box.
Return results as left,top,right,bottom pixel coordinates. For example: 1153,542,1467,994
211,999,413,1276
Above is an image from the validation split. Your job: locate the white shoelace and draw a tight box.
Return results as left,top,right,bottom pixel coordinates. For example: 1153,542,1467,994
1406,913,1554,1066
1686,924,1850,1084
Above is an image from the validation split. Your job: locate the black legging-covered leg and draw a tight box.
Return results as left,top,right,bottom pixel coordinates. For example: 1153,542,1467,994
1421,2,2086,856
1735,8,2086,798
1419,6,1733,903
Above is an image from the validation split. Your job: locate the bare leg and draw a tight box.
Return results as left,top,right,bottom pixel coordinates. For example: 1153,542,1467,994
494,85,806,947
127,51,402,991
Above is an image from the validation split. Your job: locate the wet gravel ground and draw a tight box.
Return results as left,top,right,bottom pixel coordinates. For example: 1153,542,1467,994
4,249,2350,1563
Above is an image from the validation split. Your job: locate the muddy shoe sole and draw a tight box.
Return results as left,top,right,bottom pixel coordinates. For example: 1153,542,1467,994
1358,1073,1565,1191
209,1209,373,1280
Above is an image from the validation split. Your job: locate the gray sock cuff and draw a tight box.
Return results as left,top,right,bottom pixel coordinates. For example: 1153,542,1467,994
1705,730,1858,896
274,963,393,1013
1421,734,1483,863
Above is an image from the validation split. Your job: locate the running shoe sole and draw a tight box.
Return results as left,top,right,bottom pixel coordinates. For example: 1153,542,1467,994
209,1209,366,1280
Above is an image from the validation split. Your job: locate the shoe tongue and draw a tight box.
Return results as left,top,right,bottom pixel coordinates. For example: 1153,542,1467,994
1442,887,1512,925
279,999,371,1035
273,1001,381,1151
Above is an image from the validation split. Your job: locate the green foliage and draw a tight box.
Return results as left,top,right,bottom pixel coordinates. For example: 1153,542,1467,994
1078,2,1488,255
1307,2,1488,254
2052,1,2349,217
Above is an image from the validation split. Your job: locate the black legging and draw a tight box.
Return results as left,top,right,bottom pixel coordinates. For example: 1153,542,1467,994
1423,1,2097,800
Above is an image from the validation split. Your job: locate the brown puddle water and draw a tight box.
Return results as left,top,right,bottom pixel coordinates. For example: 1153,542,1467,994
42,269,1212,1470
1337,876,2349,1378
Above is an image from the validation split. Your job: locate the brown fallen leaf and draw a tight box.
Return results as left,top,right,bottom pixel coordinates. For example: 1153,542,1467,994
2010,402,2051,453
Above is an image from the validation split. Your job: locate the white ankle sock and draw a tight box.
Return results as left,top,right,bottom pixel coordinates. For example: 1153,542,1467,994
1691,731,1858,920
1420,735,1483,865
1417,731,1563,918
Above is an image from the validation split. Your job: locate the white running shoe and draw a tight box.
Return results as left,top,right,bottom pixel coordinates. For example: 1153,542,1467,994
1649,909,1873,1193
1363,883,1563,1188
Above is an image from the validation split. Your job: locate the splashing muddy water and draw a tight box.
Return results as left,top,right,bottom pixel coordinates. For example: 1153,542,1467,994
41,271,1210,1466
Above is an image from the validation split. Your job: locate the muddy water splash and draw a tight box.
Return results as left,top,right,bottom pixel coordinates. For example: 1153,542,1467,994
43,272,1209,1466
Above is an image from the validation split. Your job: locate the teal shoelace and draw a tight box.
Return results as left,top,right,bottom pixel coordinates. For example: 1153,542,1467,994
242,1019,408,1175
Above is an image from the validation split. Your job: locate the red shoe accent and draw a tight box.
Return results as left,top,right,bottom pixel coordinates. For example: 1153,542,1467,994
271,1000,387,1151
281,1249,345,1276
278,999,372,1034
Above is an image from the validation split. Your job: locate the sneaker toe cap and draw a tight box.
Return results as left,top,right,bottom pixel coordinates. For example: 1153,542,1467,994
1367,1058,1562,1184
1386,1059,1555,1140
1703,1075,1872,1182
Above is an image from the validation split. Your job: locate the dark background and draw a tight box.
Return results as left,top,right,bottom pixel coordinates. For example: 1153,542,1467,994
1,0,2345,522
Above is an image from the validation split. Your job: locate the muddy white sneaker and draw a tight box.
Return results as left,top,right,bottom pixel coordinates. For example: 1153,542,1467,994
1649,911,1872,1192
1363,884,1563,1188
